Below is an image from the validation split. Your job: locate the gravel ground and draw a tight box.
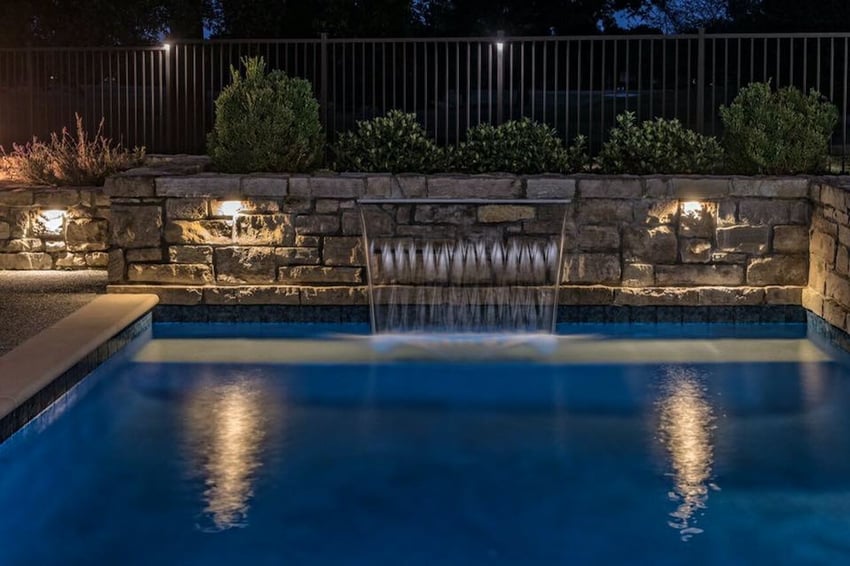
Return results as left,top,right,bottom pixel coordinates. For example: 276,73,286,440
0,271,107,355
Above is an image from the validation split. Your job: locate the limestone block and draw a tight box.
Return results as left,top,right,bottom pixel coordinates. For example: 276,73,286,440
126,248,164,263
715,225,770,254
111,205,163,248
681,239,712,263
827,273,850,308
812,213,838,236
802,287,824,316
164,220,232,245
241,175,288,197
166,198,208,220
562,253,621,285
0,252,52,270
0,238,43,252
34,190,80,207
746,256,808,286
155,174,241,198
315,200,341,214
300,286,369,305
214,247,277,284
809,260,828,294
525,176,576,199
204,286,300,305
577,226,620,252
85,252,109,267
678,203,715,238
622,263,655,287
213,199,280,215
55,252,88,268
738,199,801,225
322,236,364,266
0,221,10,240
344,209,394,236
698,287,765,305
765,286,803,305
810,231,837,263
169,245,213,264
127,263,213,285
426,176,520,198
280,196,312,213
578,177,643,199
576,199,634,224
279,266,363,284
108,250,125,283
275,247,321,265
395,175,427,197
415,205,476,224
365,175,393,197
730,177,809,198
614,287,700,306
65,218,109,252
824,299,848,330
623,225,677,264
104,173,156,198
635,200,678,225
655,264,744,286
45,241,66,252
772,225,809,254
309,175,366,198
671,177,730,198
558,286,615,305
644,178,669,198
477,205,536,223
235,214,293,246
295,235,321,247
0,191,34,206
295,214,340,235
710,252,748,264
108,285,203,305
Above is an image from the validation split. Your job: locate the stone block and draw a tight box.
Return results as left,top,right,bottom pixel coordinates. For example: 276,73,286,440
108,285,203,305
45,241,65,252
127,263,213,285
671,177,730,198
281,196,312,213
0,252,52,269
576,199,634,224
827,273,850,309
234,214,293,246
279,265,363,284
678,202,715,238
730,177,809,198
166,198,208,220
477,205,536,223
55,252,88,268
85,252,109,267
315,200,341,214
214,247,277,284
812,213,838,236
655,264,744,286
622,263,654,287
322,237,364,266
802,287,824,316
241,175,288,197
614,287,700,306
312,175,367,198
644,178,669,198
681,238,712,263
0,221,10,240
716,225,770,254
623,225,678,264
0,238,43,252
427,176,520,199
108,250,125,283
773,225,809,254
810,231,837,264
295,214,340,235
839,225,850,248
578,177,643,199
300,286,369,305
716,201,737,226
395,175,427,197
216,199,280,215
809,260,828,294
0,191,33,206
65,218,109,252
577,226,620,251
126,248,164,263
415,205,476,224
34,190,80,207
635,200,678,225
698,287,765,305
204,286,300,305
562,254,621,285
169,245,212,264
819,184,846,210
765,286,803,305
738,199,799,225
111,205,163,248
558,286,615,305
525,177,576,199
344,209,394,236
747,256,808,286
365,175,393,197
156,174,241,198
295,235,321,247
710,252,748,264
824,299,848,330
104,173,156,198
838,246,850,276
164,220,233,245
275,247,321,265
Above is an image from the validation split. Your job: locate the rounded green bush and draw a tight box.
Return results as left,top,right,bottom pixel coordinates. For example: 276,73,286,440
720,82,838,175
333,110,446,173
453,118,587,174
207,56,324,173
598,112,724,174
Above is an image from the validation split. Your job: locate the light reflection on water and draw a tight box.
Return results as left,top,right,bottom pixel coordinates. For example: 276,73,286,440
183,374,276,533
656,366,717,541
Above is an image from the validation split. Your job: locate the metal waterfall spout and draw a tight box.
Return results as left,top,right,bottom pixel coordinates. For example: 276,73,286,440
357,199,571,346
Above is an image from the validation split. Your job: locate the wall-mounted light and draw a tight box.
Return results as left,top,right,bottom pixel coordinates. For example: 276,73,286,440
162,42,172,51
38,210,66,235
681,201,704,217
216,200,243,217
496,42,504,52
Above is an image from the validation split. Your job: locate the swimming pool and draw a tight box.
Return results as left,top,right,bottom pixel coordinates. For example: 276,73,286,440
1,323,849,565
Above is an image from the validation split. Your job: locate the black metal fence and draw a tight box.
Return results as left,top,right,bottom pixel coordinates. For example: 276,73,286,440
1,32,849,168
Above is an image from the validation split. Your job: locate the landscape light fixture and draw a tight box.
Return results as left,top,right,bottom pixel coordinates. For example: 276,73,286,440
681,201,704,217
38,210,66,235
162,42,172,51
217,200,244,218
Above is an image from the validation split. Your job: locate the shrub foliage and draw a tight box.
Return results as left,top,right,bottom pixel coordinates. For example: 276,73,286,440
454,118,587,174
719,82,838,174
333,110,446,173
598,112,724,174
0,114,144,186
207,57,324,173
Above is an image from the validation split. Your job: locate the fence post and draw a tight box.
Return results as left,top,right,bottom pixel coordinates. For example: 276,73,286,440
696,27,706,134
26,43,34,137
163,42,173,153
320,32,329,133
496,30,505,125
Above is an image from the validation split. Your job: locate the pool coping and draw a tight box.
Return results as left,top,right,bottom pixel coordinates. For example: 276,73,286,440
0,294,159,442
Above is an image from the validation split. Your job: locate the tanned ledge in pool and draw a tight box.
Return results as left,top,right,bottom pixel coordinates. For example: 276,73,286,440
0,294,158,442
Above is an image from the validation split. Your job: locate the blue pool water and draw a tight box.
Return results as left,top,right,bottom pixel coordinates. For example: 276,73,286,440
2,323,850,564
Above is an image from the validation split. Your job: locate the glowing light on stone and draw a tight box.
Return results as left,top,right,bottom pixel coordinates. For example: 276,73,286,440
682,201,704,217
216,200,243,217
39,210,66,235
